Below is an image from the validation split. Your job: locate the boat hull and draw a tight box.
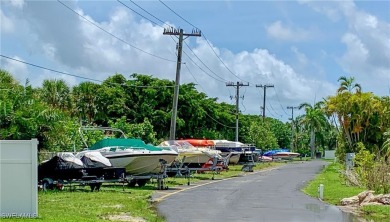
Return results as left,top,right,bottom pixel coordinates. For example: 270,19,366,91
103,152,177,175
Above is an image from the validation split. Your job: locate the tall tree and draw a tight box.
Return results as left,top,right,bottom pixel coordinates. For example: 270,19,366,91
72,82,101,125
39,79,71,110
299,101,328,159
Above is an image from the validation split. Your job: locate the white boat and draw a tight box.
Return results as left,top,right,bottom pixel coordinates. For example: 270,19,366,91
78,127,178,176
159,140,220,167
212,140,258,164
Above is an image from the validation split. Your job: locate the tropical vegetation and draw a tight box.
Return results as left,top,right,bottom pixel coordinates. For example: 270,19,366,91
0,69,291,152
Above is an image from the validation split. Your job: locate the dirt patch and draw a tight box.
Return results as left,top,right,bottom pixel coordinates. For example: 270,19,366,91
104,213,146,222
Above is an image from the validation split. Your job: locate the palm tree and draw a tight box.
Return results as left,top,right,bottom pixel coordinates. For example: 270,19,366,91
337,76,362,93
40,79,71,110
298,101,328,159
72,82,100,124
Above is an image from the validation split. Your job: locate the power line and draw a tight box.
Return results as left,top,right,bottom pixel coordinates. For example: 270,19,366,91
159,0,198,30
184,64,235,129
128,0,168,27
0,55,174,88
273,86,289,115
182,51,225,82
117,0,163,28
202,34,246,82
268,100,282,118
57,0,175,63
183,41,227,82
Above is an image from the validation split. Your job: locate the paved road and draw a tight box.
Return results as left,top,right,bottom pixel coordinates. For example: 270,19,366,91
155,160,363,222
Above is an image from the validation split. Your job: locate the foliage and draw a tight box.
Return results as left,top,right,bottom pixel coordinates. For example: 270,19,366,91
326,91,388,156
303,162,365,205
354,142,390,193
246,120,278,149
298,101,329,158
382,128,390,158
1,70,288,151
109,116,157,144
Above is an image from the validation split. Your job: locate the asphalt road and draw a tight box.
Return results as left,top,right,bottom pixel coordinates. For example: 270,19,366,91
154,160,363,222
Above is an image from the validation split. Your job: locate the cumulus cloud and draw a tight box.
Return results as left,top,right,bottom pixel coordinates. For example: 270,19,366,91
300,0,390,95
266,21,311,41
2,1,339,120
0,9,14,33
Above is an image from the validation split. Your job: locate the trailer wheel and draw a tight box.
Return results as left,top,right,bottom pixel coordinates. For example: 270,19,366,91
136,179,149,187
42,180,53,191
127,180,137,187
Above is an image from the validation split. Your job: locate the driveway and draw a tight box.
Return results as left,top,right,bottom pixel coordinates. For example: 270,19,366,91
154,160,363,222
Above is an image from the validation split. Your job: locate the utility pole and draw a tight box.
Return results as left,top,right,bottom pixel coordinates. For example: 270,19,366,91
164,28,201,140
226,81,249,142
287,106,298,151
256,84,274,119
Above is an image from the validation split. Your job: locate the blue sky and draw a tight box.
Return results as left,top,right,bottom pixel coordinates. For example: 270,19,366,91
1,0,389,121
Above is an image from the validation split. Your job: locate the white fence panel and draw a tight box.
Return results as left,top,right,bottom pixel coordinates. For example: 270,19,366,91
0,139,38,218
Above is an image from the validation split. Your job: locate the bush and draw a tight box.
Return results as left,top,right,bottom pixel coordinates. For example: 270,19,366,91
354,142,390,193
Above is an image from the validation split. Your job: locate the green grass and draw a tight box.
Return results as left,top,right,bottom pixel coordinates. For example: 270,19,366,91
303,162,364,205
1,162,282,222
303,162,390,221
2,186,162,222
362,205,390,221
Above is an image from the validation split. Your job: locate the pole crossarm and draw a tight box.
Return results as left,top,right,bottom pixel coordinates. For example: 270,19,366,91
163,28,201,37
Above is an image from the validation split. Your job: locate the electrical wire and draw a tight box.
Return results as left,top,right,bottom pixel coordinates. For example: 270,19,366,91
184,63,235,129
184,41,227,82
0,55,174,88
182,51,225,83
158,0,198,30
128,0,168,26
57,0,175,63
268,100,282,118
272,86,289,115
117,0,163,28
202,33,247,82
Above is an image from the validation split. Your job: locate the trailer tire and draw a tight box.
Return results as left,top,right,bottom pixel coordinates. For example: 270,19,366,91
42,179,53,191
136,179,148,187
127,180,137,187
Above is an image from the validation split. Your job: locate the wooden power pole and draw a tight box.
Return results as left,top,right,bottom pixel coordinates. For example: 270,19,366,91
163,28,201,140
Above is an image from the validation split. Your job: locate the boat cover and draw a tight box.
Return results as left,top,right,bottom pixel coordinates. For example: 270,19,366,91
263,149,290,156
78,151,112,168
38,152,85,180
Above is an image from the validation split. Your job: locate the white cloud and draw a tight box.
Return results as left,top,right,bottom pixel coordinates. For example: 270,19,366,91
2,1,339,120
0,9,14,33
291,46,308,67
4,0,25,9
266,21,311,41
301,0,390,95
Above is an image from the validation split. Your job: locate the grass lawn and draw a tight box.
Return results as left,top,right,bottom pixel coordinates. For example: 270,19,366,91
303,162,390,221
1,162,282,222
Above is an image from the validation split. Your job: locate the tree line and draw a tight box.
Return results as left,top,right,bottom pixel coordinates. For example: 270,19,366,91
0,69,292,152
